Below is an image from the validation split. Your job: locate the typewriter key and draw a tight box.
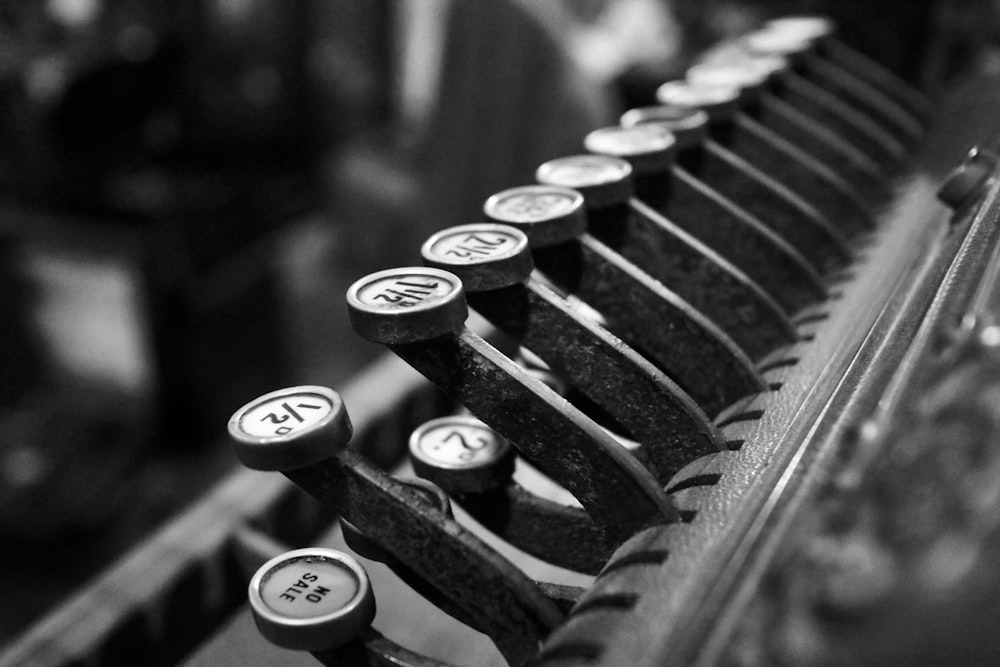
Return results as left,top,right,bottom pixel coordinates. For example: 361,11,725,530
745,27,922,145
229,386,351,471
534,153,636,209
230,387,563,665
348,268,678,539
765,16,835,43
656,80,741,121
694,54,904,193
409,415,517,494
621,100,850,271
345,267,467,344
687,55,888,201
479,184,587,247
486,184,768,411
743,47,909,172
640,86,875,236
422,223,722,479
765,15,933,119
409,416,615,574
570,139,826,313
249,548,375,650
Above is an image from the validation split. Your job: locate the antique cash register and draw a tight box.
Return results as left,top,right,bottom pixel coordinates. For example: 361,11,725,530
6,6,1000,667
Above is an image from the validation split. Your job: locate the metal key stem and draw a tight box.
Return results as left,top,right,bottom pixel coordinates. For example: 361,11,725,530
409,415,615,574
346,268,678,542
684,58,890,202
230,386,563,666
484,185,769,400
639,81,877,236
743,27,923,146
613,104,851,272
421,222,723,476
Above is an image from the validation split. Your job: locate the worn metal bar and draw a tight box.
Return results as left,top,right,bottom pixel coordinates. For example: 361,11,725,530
646,79,877,235
620,103,851,270
409,415,615,574
484,184,767,406
421,222,723,477
685,58,891,202
549,143,826,314
229,386,565,665
346,267,678,540
493,183,794,362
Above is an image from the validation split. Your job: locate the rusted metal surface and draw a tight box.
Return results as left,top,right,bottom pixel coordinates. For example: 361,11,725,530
421,222,723,481
407,414,620,574
659,166,827,313
386,330,677,539
486,180,766,410
13,12,988,667
529,237,766,410
229,385,566,666
622,99,856,270
579,126,828,313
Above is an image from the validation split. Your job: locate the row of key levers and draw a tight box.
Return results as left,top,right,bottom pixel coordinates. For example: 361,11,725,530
227,15,983,667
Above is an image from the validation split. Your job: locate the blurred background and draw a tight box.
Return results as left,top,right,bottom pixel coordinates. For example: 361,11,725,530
0,0,981,656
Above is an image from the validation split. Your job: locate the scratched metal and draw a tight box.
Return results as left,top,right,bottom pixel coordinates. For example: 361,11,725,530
449,485,616,575
576,209,795,360
407,413,620,573
529,237,766,413
776,71,907,173
754,91,889,203
694,140,851,271
465,281,723,480
282,450,564,666
656,166,827,313
387,330,677,540
728,113,876,235
421,222,724,479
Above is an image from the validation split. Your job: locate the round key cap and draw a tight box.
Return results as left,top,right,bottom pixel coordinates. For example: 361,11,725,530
229,386,352,471
583,126,676,176
346,267,468,344
249,548,375,651
687,57,787,94
765,15,835,43
409,416,516,493
483,185,588,247
535,155,634,209
744,28,812,59
620,105,710,149
655,81,740,123
421,223,533,291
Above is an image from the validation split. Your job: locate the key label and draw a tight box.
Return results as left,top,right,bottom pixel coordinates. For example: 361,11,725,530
486,186,582,223
413,419,510,469
249,548,376,650
354,273,456,310
585,126,675,157
424,227,525,265
537,155,632,189
239,392,333,438
261,557,359,619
